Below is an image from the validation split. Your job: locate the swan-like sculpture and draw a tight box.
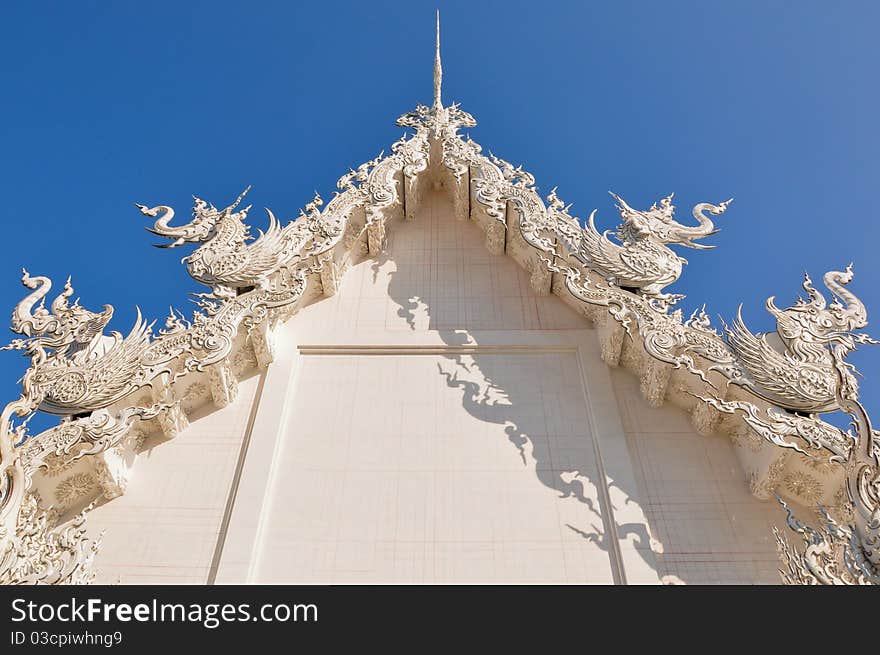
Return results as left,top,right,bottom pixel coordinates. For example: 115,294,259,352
0,271,167,584
721,266,877,414
580,192,732,310
136,186,314,310
3,270,153,415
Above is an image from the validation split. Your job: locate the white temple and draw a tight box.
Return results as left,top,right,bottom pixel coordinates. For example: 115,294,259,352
1,16,878,585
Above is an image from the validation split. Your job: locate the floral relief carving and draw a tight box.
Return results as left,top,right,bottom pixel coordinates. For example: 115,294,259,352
783,471,824,503
730,427,767,454
749,455,787,500
802,451,837,476
181,382,208,409
54,473,97,506
829,485,855,524
41,452,79,478
232,350,257,376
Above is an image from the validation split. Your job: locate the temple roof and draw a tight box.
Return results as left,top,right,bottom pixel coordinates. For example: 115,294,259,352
0,14,876,585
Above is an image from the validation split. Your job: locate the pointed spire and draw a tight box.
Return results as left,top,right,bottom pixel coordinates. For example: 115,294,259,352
433,10,443,110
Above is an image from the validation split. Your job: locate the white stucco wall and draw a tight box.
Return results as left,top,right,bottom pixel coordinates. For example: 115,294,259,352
254,350,626,583
86,188,788,584
86,375,261,584
611,369,786,583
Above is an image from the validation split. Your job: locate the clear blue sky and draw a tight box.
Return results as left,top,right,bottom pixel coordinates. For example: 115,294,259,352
1,1,878,430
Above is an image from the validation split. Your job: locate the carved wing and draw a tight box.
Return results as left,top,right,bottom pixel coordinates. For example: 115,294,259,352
231,211,310,285
85,311,153,404
580,213,664,284
40,310,154,414
726,308,836,412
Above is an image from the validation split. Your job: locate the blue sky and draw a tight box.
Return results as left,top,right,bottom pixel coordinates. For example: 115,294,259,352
1,1,878,430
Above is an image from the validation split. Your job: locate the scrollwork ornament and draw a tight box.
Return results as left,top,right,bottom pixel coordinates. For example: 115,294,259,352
0,493,100,585
772,343,880,584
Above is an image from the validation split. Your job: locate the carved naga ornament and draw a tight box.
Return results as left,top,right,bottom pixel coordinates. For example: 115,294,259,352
137,186,315,311
4,270,154,416
691,268,880,583
580,192,732,311
719,265,877,414
0,272,177,584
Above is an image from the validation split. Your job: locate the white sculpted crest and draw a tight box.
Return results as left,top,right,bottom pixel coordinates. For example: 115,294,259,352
0,25,878,584
4,271,155,416
718,266,876,413
580,192,732,311
137,187,315,312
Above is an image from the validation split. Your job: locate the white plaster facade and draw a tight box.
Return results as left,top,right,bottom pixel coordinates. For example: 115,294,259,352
81,191,795,584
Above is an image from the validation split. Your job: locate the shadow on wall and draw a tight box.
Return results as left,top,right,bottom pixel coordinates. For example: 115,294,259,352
435,351,656,554
365,188,786,584
370,189,662,582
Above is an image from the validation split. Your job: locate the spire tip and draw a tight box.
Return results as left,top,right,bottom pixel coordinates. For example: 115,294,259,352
433,10,442,109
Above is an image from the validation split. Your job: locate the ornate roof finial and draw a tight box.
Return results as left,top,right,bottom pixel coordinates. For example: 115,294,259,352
433,10,442,110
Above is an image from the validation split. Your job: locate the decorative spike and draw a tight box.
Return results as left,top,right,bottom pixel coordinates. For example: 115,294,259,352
228,185,252,212
433,10,442,109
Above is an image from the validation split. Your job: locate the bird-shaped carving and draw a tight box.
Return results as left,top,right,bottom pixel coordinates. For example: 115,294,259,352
136,187,315,309
580,192,732,310
721,266,877,414
4,271,153,415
